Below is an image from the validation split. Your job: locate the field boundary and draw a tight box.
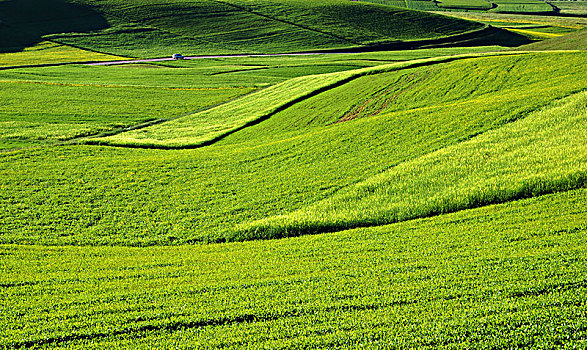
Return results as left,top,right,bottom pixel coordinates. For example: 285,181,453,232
66,88,262,144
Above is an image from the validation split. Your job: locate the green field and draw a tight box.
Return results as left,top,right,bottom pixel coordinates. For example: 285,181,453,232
436,0,494,10
551,1,587,16
1,52,585,246
1,0,587,347
0,47,498,149
0,0,485,57
491,0,554,14
520,28,587,50
2,188,587,348
365,0,557,14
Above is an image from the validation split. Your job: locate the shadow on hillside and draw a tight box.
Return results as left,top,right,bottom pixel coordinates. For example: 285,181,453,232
456,26,533,47
0,0,109,52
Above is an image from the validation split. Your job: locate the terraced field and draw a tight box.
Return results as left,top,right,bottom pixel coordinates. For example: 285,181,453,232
1,0,586,347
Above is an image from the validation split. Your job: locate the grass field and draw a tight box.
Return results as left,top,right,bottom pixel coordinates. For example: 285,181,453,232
370,0,557,14
519,28,587,50
0,64,258,149
0,41,125,67
551,1,587,16
1,52,585,246
233,89,587,240
491,0,555,14
1,0,586,347
33,0,484,57
0,47,498,149
2,188,587,348
436,0,494,10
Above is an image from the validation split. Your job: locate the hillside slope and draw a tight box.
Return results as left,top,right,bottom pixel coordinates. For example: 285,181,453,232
1,0,484,56
1,52,585,245
233,89,587,240
3,187,587,348
517,28,587,50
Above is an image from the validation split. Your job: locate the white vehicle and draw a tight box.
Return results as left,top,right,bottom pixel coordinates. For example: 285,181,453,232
172,53,184,60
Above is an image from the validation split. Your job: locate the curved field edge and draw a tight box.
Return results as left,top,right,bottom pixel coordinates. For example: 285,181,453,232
228,90,587,241
86,52,529,149
2,187,587,348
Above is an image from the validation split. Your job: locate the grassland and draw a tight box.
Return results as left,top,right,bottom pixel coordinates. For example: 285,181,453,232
1,0,586,347
436,0,494,10
2,187,586,348
0,66,256,149
551,1,587,16
367,0,557,14
90,52,520,148
0,0,109,52
233,89,587,240
1,52,585,246
37,0,483,57
437,10,587,30
433,10,586,42
92,52,583,149
0,41,125,67
0,47,498,149
519,28,587,50
490,0,554,14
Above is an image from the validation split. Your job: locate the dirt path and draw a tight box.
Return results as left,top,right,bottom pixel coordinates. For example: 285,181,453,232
86,52,353,66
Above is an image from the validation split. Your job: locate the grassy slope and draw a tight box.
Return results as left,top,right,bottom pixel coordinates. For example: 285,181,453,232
1,52,585,245
0,41,125,67
233,89,587,240
0,47,495,149
92,52,522,148
2,188,586,348
517,28,587,50
0,65,256,149
0,0,109,52
44,0,483,57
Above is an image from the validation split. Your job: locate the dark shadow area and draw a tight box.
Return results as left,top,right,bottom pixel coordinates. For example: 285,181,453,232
448,26,533,47
302,26,532,53
0,0,109,52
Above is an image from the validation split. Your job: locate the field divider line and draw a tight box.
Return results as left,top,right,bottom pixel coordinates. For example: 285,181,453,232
71,88,263,144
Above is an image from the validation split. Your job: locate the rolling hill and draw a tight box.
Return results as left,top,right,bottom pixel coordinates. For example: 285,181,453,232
1,0,486,56
2,51,585,246
1,0,586,347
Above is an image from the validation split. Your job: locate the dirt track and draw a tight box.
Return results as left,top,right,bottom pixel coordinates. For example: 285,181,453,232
86,52,351,66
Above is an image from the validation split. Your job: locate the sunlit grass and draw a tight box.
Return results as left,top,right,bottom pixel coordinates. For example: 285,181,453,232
233,90,587,240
